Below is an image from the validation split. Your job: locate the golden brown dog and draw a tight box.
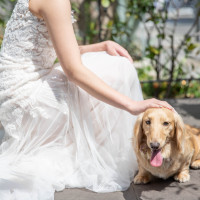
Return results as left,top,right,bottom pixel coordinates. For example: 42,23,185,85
132,108,200,184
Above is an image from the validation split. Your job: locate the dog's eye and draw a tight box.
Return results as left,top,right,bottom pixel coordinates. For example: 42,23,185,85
163,122,169,126
146,120,151,125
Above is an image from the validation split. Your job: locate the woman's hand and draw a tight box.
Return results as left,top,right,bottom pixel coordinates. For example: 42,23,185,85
79,41,133,64
105,40,133,64
128,98,174,115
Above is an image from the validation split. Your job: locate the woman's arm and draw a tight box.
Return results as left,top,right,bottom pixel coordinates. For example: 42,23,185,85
36,0,173,115
79,42,106,54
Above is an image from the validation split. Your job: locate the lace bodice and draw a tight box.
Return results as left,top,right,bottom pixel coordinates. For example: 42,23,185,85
0,0,75,68
1,0,56,68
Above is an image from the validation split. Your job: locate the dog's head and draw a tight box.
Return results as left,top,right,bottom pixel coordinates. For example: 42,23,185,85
133,108,185,167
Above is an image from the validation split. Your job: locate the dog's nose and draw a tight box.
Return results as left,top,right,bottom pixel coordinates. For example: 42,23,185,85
150,142,160,150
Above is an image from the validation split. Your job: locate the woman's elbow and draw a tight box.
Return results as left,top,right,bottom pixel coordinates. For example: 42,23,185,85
63,68,75,82
62,64,82,82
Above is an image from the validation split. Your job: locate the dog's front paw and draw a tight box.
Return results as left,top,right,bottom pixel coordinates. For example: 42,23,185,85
191,160,200,169
133,174,151,184
174,171,190,183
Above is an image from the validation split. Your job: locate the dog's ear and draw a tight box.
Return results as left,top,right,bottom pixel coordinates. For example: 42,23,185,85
133,113,144,152
174,112,185,152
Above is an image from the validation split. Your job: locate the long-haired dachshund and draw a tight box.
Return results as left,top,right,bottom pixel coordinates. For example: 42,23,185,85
132,108,200,184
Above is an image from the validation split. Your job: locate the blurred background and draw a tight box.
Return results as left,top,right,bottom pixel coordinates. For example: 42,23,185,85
0,0,200,99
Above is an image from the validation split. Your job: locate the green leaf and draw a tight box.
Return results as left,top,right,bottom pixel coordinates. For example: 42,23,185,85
149,46,160,55
157,33,165,39
90,22,96,30
186,37,191,43
107,20,113,28
187,43,198,51
146,53,155,59
145,17,152,22
101,0,110,8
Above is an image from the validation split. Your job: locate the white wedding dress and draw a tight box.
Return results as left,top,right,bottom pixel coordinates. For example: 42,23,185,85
0,0,143,199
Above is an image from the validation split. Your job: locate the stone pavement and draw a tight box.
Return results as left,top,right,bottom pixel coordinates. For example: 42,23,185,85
55,98,200,200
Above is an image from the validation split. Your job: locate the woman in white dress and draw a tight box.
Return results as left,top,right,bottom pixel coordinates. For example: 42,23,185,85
0,0,173,199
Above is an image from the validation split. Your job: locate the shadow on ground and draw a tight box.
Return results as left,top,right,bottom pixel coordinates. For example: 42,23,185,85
127,169,200,200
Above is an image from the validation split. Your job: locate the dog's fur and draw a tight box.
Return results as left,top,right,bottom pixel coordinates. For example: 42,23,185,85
132,108,200,184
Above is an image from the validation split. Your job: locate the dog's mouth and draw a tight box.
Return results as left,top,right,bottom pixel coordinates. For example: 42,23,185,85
150,149,163,167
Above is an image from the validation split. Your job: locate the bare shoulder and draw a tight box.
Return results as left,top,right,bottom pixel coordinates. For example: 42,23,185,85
29,0,71,20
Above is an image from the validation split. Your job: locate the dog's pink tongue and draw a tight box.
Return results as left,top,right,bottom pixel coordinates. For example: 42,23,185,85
150,149,163,167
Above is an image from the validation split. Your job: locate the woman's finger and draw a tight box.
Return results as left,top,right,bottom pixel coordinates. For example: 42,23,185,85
116,47,133,63
112,49,119,56
150,103,162,108
161,101,173,110
157,101,173,111
107,49,119,56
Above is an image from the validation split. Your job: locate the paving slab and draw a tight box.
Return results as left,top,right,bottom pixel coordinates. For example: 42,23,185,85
133,169,200,200
55,186,137,200
55,98,200,200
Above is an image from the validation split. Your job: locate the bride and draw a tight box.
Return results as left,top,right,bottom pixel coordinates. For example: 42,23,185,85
0,0,173,199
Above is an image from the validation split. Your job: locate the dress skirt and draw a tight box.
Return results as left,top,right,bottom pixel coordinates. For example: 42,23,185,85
0,51,143,200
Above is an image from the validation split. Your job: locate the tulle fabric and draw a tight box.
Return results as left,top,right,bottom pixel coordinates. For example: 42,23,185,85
0,51,143,200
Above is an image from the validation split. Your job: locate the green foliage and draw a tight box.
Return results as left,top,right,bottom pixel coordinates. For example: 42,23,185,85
124,0,200,98
0,0,17,47
0,37,2,46
141,80,200,99
101,0,110,8
136,66,154,81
